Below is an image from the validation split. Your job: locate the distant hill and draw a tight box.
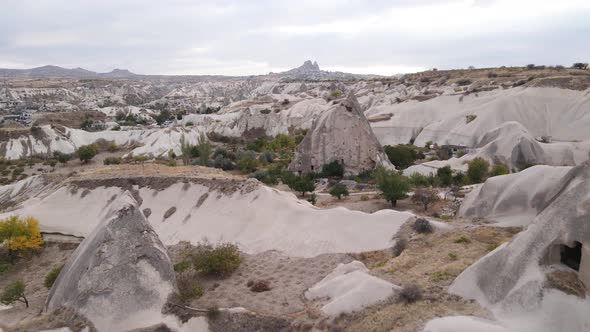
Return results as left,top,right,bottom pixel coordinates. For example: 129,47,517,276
0,61,384,80
0,65,139,78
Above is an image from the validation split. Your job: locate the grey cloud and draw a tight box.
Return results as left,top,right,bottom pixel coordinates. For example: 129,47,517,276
0,0,588,75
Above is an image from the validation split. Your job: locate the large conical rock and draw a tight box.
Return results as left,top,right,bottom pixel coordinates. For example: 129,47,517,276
46,192,176,331
288,93,393,175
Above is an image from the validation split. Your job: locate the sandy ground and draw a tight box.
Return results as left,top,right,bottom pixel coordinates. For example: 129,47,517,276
0,242,79,328
168,244,352,317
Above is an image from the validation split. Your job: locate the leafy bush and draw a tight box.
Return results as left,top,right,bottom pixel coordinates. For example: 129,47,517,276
412,218,433,234
246,137,268,152
408,173,430,187
321,160,344,178
383,145,422,169
436,166,453,186
103,157,122,165
329,184,349,200
213,155,234,171
392,237,407,257
360,195,369,201
237,155,258,174
491,163,509,176
76,144,98,163
375,167,410,207
397,284,422,304
467,158,489,183
53,151,72,164
465,114,477,123
456,79,472,86
191,242,241,277
173,261,192,272
248,280,271,292
572,62,589,70
44,265,64,289
260,109,271,114
0,263,11,275
176,271,203,303
0,216,43,262
259,151,274,164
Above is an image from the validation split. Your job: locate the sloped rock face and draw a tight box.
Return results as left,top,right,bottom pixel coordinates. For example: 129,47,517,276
46,192,176,331
288,93,393,175
451,161,590,308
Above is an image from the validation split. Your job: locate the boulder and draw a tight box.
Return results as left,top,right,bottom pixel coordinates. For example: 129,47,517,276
46,191,176,331
288,92,393,175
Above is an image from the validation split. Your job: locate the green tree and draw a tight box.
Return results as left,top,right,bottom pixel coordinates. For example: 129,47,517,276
197,133,211,166
329,184,349,200
0,215,43,263
384,145,422,169
491,164,509,177
375,167,410,207
0,280,28,308
437,166,453,186
77,144,98,163
467,158,489,183
179,134,194,165
321,160,344,178
289,176,315,197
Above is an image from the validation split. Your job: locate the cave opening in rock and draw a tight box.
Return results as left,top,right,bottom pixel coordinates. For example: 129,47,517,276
560,241,582,271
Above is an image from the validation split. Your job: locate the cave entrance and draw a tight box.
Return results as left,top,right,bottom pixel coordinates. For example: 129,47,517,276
560,241,582,271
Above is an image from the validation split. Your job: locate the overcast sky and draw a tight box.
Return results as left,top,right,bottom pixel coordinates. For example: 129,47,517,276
1,0,589,75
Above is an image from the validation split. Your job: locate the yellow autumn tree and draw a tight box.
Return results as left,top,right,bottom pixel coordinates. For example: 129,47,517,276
0,215,43,262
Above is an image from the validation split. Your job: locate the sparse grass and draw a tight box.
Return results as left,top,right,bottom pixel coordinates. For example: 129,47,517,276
486,242,500,252
447,252,458,261
429,270,454,282
454,235,471,244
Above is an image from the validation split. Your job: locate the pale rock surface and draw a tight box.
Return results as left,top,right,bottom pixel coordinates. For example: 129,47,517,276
0,125,205,159
451,162,590,306
289,93,393,174
46,192,176,331
305,261,399,316
458,165,573,226
1,178,413,257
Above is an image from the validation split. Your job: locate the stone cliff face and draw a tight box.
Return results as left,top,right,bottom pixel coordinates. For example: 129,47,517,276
46,192,176,331
289,92,393,175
